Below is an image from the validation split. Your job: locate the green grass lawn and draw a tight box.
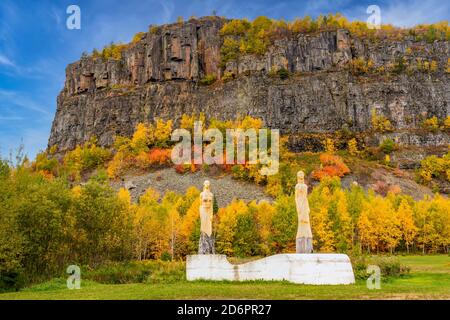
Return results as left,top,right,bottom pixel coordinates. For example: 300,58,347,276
1,255,449,300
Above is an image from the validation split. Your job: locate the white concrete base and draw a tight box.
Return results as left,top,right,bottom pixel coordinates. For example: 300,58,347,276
186,254,355,285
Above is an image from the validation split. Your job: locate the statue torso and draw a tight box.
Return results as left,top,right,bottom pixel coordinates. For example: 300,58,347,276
200,190,213,236
295,182,312,238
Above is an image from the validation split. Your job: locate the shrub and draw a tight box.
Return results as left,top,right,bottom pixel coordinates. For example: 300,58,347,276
444,116,450,131
347,138,359,156
131,31,146,43
33,151,59,176
135,151,151,170
375,256,410,278
153,119,173,148
219,17,450,62
0,159,10,179
220,38,240,66
221,71,235,82
231,164,247,180
160,251,172,261
422,116,440,132
148,148,171,165
384,154,391,166
219,17,272,64
349,57,374,75
379,138,395,154
277,67,289,79
220,19,252,36
351,256,410,280
391,57,408,74
199,74,217,86
150,25,158,34
371,109,393,133
83,260,185,284
312,154,350,181
323,138,336,153
174,164,187,174
96,42,128,60
419,154,449,183
63,138,112,180
108,120,173,177
130,123,153,153
430,60,438,72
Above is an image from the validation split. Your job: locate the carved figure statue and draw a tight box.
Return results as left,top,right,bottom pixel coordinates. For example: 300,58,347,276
199,180,215,254
295,171,313,253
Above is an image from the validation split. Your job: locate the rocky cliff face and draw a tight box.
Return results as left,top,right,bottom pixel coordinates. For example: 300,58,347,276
49,16,450,153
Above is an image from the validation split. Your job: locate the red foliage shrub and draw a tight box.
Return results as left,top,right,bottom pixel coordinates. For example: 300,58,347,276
174,164,185,174
312,153,350,181
148,148,171,165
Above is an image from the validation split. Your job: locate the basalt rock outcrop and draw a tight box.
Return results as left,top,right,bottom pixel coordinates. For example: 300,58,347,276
49,16,450,153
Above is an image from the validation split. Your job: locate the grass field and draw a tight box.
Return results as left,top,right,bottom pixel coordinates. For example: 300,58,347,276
1,255,449,300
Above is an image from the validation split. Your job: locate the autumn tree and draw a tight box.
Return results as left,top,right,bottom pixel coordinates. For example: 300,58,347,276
397,199,418,253
332,189,353,252
216,200,248,256
249,200,276,255
269,195,297,253
233,208,261,257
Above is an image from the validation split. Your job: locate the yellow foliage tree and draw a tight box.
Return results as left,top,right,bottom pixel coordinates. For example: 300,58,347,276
130,123,153,153
334,189,353,251
371,109,393,133
311,206,335,252
310,187,335,252
323,138,336,154
118,188,132,205
154,119,173,147
216,200,248,255
357,210,376,253
249,200,276,255
347,138,358,156
359,194,400,253
397,199,418,253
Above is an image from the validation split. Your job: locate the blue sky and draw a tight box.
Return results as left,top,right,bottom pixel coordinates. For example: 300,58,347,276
0,0,449,159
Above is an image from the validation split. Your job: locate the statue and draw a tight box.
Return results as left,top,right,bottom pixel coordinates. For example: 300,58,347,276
295,171,313,253
199,180,215,254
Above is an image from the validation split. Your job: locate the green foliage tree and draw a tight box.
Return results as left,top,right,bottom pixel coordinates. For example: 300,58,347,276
269,195,297,253
379,138,395,154
70,178,134,264
233,210,260,257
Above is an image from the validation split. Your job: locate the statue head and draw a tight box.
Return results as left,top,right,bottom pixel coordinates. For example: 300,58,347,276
297,170,305,184
203,180,210,191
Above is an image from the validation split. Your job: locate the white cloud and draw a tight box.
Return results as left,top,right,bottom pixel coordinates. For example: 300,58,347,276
158,0,175,22
341,0,450,27
0,89,51,116
0,115,23,121
0,53,14,67
380,0,450,27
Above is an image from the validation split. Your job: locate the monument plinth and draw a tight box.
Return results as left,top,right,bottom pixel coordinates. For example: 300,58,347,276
186,254,355,285
187,176,355,285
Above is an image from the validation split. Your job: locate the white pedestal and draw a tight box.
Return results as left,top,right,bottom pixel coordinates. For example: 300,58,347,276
186,254,355,285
